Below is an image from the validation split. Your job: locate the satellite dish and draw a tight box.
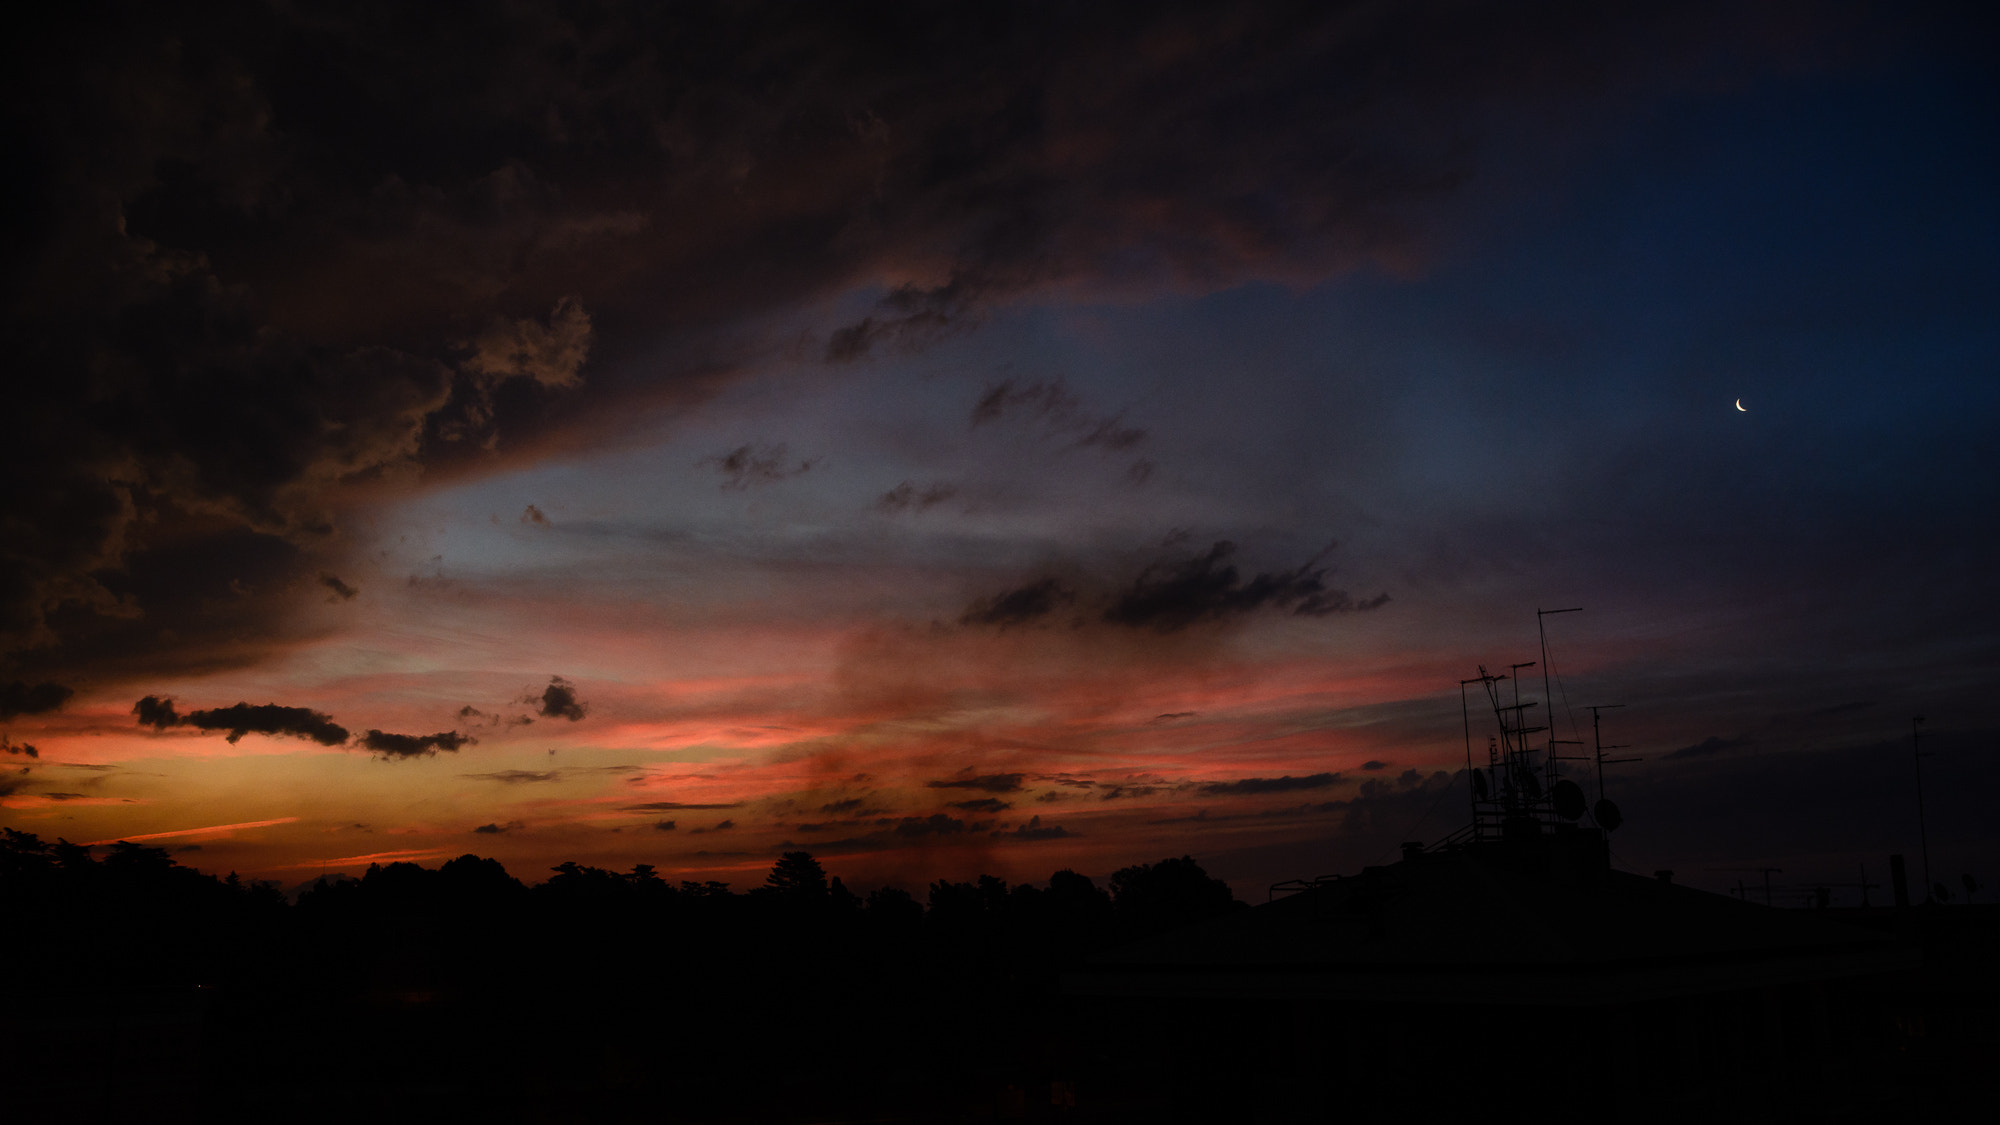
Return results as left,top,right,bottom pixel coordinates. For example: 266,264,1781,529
1593,798,1623,831
1552,779,1587,820
1471,770,1489,800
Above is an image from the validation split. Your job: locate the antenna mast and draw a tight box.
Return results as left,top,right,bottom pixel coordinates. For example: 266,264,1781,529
1538,607,1583,799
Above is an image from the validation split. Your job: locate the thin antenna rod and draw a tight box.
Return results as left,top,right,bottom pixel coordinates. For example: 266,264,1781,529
1913,716,1932,903
1461,678,1475,828
1536,609,1582,784
1587,704,1627,802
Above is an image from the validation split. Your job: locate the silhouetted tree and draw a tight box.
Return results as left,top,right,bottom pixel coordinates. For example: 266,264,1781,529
763,850,829,896
829,875,862,913
867,885,922,926
1109,855,1240,937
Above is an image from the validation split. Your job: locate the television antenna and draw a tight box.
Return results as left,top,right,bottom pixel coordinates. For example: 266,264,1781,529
1708,866,1784,906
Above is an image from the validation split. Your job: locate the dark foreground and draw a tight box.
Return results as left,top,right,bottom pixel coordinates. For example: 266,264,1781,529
3,831,1992,1123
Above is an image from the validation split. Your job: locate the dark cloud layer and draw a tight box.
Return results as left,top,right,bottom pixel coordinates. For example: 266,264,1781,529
970,380,1146,451
1007,815,1073,841
0,681,73,721
925,773,1026,794
877,481,958,513
1105,542,1388,632
361,729,475,759
134,696,349,745
318,573,358,602
1667,732,1762,760
1198,772,1344,796
129,693,470,756
962,541,1388,633
0,0,1843,680
959,579,1074,628
464,769,563,784
706,444,815,490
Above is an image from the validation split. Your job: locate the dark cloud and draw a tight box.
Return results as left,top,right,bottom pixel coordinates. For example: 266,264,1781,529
825,277,985,363
689,819,736,834
925,772,1025,794
318,573,358,601
876,481,958,513
133,695,181,730
654,820,677,832
960,578,1074,628
946,797,1011,813
1104,541,1388,632
969,380,1145,451
894,814,967,838
0,681,73,721
472,822,506,834
1034,774,1098,789
456,704,554,729
705,444,815,489
534,677,588,722
1198,772,1344,796
1100,784,1168,801
1147,810,1224,825
1357,769,1436,800
1257,801,1344,818
43,792,88,801
621,801,743,811
361,729,474,759
2,738,39,758
463,769,562,784
1006,815,1072,841
819,797,866,814
1151,712,1197,724
1668,735,1753,760
0,0,1862,679
972,380,1078,427
520,504,549,526
1361,760,1389,771
134,696,349,745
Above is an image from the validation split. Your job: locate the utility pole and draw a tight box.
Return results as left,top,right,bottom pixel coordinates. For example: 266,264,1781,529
1913,716,1933,903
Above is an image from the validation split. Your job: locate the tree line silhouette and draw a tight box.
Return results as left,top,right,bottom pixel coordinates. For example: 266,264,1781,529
3,829,1244,1120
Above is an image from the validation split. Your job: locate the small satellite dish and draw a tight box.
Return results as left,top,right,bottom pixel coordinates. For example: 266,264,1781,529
1593,798,1623,831
1471,770,1489,800
1552,779,1587,820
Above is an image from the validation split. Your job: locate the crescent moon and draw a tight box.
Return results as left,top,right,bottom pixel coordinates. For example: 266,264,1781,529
1735,399,1746,412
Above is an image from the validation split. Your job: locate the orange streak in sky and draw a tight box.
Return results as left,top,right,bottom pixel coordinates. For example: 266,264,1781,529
272,847,451,868
82,816,301,846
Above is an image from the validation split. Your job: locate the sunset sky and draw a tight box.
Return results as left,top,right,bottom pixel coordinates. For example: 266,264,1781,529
5,1,1996,901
